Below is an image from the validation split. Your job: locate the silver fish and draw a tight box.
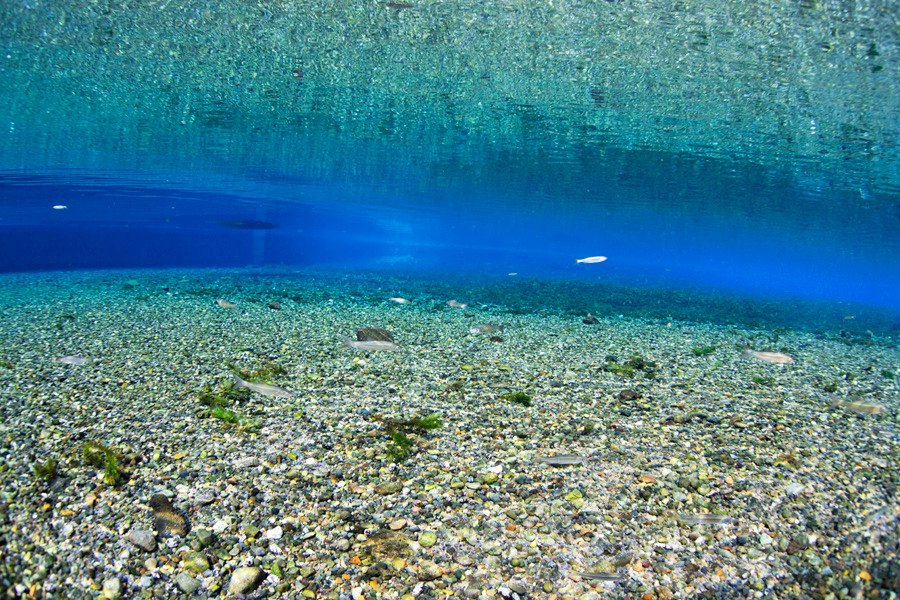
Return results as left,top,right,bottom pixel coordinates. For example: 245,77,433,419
742,348,794,364
340,334,401,352
534,454,586,466
831,399,885,415
58,355,89,365
677,513,732,525
469,324,504,334
576,571,622,582
575,256,607,264
230,373,292,399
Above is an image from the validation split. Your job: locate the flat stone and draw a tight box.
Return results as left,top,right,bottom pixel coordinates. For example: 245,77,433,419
375,481,402,495
228,566,265,596
175,572,201,594
128,529,157,552
785,483,806,496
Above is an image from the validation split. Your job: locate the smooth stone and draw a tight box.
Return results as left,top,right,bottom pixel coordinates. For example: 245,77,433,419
175,572,201,593
128,529,157,552
418,531,437,547
332,538,351,551
759,533,774,546
265,526,283,540
228,566,265,595
785,483,806,496
101,577,121,600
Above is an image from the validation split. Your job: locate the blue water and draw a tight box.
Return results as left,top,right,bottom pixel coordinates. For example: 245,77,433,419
1,0,898,316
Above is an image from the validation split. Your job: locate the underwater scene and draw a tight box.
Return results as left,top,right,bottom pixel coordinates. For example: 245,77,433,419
1,0,899,599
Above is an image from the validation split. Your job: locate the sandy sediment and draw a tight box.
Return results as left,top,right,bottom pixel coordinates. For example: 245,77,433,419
0,268,898,599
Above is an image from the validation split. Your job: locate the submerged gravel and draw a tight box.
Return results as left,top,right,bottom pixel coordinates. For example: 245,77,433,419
0,268,898,600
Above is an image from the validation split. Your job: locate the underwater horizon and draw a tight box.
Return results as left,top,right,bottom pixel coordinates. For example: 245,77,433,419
2,0,899,317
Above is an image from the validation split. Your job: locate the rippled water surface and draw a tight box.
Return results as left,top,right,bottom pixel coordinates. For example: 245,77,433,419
1,0,898,312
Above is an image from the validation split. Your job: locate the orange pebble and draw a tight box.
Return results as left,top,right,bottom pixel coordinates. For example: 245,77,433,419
349,556,361,565
859,570,872,582
643,594,653,600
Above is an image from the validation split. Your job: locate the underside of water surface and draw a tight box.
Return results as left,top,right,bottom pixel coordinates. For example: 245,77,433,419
1,0,899,320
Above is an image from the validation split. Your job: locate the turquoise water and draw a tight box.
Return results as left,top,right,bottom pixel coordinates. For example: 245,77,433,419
1,0,898,314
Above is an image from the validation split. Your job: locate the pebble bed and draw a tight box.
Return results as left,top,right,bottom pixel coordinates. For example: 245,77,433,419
0,268,898,600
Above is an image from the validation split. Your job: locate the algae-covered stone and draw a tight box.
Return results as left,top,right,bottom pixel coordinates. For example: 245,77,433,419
418,531,437,547
376,481,402,495
182,551,210,573
565,489,584,508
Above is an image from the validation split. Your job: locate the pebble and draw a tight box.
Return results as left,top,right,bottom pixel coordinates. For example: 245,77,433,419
175,572,201,593
127,529,157,552
228,566,265,595
101,577,121,600
418,531,437,547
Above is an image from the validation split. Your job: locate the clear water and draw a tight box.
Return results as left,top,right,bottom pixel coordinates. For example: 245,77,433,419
1,0,898,314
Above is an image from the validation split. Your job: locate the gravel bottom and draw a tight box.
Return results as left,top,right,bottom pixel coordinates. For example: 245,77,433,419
0,268,898,600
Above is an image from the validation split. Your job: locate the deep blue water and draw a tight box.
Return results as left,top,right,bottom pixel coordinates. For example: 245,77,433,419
1,0,898,315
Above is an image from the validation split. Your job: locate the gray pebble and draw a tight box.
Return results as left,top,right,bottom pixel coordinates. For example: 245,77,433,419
127,529,157,552
175,572,201,594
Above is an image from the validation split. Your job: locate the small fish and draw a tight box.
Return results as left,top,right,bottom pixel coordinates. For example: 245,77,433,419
357,327,394,342
831,399,885,415
677,513,731,525
470,324,504,334
58,355,89,365
447,300,468,309
742,348,794,364
217,220,279,230
534,454,586,466
52,204,67,210
216,299,238,309
230,372,292,399
576,571,622,582
340,334,401,352
576,256,607,264
389,297,411,305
